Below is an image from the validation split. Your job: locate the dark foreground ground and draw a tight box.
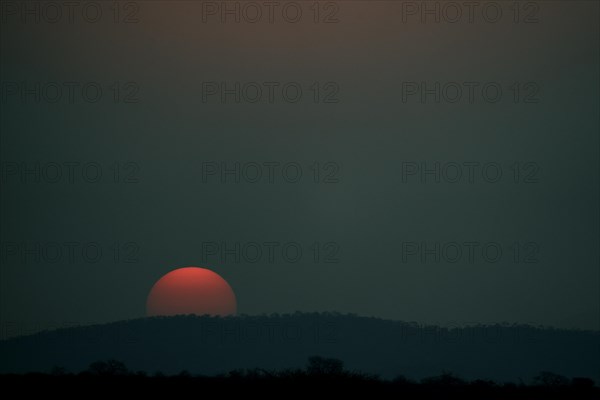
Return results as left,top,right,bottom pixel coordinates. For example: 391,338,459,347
1,359,597,399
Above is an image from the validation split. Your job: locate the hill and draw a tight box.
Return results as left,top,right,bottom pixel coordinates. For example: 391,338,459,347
1,313,598,382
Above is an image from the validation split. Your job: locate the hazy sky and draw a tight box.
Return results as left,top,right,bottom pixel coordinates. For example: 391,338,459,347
1,1,598,337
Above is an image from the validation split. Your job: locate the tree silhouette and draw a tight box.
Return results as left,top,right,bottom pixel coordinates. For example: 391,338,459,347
571,377,595,388
50,366,67,376
1,358,598,397
533,371,569,387
421,372,465,387
306,356,344,375
87,359,129,376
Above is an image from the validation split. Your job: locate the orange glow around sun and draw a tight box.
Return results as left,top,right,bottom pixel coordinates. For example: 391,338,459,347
146,267,237,317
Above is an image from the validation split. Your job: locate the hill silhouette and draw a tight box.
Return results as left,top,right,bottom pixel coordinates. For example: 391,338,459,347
0,313,598,382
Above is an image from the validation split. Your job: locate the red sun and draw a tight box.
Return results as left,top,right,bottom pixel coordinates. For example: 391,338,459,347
146,267,237,317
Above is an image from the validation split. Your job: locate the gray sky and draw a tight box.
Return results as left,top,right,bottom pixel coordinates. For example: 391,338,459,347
1,1,598,337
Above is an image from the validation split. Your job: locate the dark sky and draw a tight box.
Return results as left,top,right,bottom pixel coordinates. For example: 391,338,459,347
0,1,598,337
